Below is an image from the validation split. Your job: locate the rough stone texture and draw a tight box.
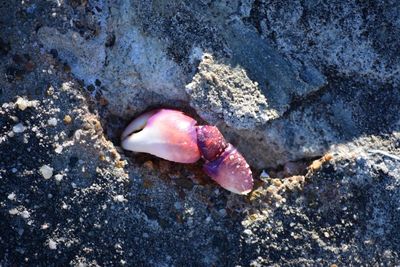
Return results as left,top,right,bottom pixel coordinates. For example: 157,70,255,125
37,0,328,161
37,3,188,117
242,136,400,265
186,53,276,129
1,0,400,266
248,0,400,84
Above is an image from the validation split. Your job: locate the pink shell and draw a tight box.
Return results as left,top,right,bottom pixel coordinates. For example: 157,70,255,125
121,108,254,194
121,109,201,163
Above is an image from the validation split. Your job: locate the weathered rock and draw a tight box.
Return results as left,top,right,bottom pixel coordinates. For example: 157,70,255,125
249,0,400,84
38,0,328,167
241,136,400,265
1,0,400,266
186,53,276,129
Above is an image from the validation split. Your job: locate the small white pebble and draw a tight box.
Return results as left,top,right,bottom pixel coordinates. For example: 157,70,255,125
47,118,58,126
13,123,26,133
243,229,252,235
9,208,19,215
113,195,127,202
11,168,18,173
61,82,72,91
7,192,16,201
40,165,54,179
10,115,18,122
54,174,63,182
15,97,38,111
54,145,63,154
48,239,57,250
20,210,30,219
16,97,29,110
260,170,270,179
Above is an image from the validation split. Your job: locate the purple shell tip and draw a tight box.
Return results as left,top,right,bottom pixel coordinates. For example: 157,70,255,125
196,125,228,161
203,144,253,195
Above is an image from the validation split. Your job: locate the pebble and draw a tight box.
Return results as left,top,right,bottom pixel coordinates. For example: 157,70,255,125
47,86,55,96
61,82,72,91
47,118,58,126
54,174,63,182
113,195,127,202
39,165,54,179
259,170,270,181
48,239,57,250
63,115,72,124
7,192,16,200
54,145,63,154
13,123,26,133
20,210,30,219
15,97,38,110
9,208,19,215
243,229,252,235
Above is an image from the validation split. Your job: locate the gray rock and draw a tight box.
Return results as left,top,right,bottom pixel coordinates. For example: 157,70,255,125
38,0,327,166
1,0,400,266
186,53,276,129
242,137,400,265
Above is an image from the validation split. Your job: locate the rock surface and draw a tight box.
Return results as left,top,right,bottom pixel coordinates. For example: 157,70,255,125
1,0,399,266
